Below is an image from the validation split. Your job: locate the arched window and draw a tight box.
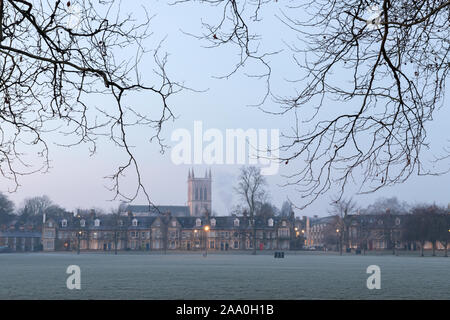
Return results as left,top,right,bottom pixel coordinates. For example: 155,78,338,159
94,219,100,227
234,218,240,227
196,218,202,227
195,188,198,200
61,219,67,227
204,188,207,201
211,218,216,227
132,218,138,227
268,218,274,227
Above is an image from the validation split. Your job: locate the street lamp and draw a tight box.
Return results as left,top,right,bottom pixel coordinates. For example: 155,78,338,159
77,231,82,255
336,229,342,255
203,225,210,257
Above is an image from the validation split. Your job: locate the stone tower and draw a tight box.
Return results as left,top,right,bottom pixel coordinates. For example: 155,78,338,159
187,168,212,217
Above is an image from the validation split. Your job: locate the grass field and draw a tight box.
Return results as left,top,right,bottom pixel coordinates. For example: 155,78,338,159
0,252,448,299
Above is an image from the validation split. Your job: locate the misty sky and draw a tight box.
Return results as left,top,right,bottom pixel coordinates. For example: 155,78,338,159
2,1,449,216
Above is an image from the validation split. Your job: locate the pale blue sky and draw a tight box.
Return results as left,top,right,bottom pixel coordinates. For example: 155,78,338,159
3,1,449,216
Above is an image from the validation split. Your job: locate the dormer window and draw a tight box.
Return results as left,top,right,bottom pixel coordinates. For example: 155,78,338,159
196,218,201,227
172,220,177,227
61,219,67,227
48,221,53,228
282,221,287,227
118,220,123,226
94,219,100,227
80,219,85,227
234,218,240,227
132,218,138,227
268,218,274,227
211,218,216,227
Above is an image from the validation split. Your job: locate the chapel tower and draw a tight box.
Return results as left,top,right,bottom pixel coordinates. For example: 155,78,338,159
187,169,212,217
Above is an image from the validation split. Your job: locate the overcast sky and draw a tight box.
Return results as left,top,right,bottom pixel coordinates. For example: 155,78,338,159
2,1,450,216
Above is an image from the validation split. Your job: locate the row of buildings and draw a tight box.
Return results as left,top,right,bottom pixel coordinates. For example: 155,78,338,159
303,213,449,251
1,170,448,253
41,213,295,252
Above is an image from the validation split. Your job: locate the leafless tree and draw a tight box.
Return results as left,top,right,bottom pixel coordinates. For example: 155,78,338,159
235,165,267,254
178,0,450,208
329,198,358,253
0,0,183,204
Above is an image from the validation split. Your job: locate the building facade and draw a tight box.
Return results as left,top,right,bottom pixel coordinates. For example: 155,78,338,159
41,213,295,252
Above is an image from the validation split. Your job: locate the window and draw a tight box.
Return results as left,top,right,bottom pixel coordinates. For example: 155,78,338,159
132,218,138,227
94,219,100,227
282,221,287,227
80,219,85,227
209,240,215,249
172,220,177,227
210,218,216,227
204,188,207,200
196,218,201,227
234,218,240,227
118,220,123,226
268,218,274,227
61,219,67,227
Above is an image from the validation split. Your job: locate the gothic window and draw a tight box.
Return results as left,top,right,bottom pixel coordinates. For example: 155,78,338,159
195,188,198,200
204,188,207,201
